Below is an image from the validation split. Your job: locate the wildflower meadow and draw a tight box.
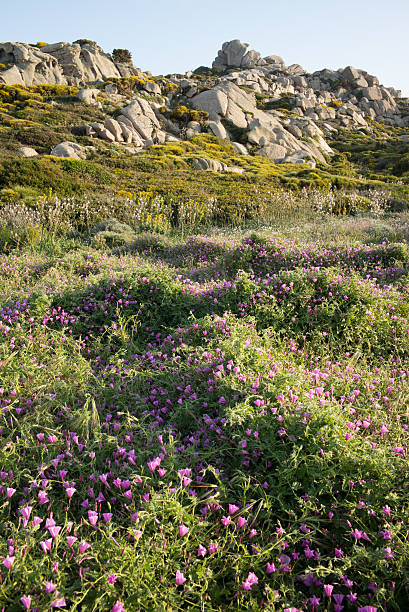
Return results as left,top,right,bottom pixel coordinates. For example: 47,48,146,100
0,212,408,610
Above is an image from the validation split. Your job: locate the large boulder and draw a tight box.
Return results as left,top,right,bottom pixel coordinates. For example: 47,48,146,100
0,42,66,86
104,117,124,142
77,88,100,105
207,121,227,139
17,146,38,157
51,141,86,160
118,97,160,141
258,144,287,162
191,90,228,120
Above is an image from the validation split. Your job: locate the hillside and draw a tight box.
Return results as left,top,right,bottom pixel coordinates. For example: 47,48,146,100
0,38,409,224
1,38,409,612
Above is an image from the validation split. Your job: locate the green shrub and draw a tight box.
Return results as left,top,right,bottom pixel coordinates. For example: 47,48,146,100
112,48,132,64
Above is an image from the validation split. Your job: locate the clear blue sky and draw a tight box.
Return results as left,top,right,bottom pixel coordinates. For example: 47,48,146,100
2,0,409,96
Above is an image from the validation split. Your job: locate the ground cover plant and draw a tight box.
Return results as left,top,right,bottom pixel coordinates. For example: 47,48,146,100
0,208,408,611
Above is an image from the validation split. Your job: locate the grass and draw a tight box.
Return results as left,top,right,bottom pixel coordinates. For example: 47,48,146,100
0,211,408,610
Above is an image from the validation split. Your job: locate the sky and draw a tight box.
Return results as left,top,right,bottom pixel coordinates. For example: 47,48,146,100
2,0,409,96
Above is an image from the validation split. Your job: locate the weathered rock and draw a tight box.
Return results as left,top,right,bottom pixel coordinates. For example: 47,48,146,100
144,81,161,95
191,90,228,120
225,100,247,128
284,150,314,166
41,41,121,84
215,81,257,114
119,100,157,140
207,121,227,139
77,88,100,105
213,40,265,70
362,86,383,101
264,55,285,66
186,121,201,135
90,123,116,142
51,141,86,159
104,117,124,141
258,144,287,162
17,146,38,157
342,66,360,82
0,42,65,86
191,157,244,173
231,142,249,155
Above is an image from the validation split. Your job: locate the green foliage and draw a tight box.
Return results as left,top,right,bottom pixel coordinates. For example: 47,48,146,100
73,39,97,46
112,48,133,64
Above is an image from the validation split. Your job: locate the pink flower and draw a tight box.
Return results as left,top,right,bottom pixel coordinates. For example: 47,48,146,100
45,581,57,593
179,524,189,537
266,562,276,574
176,570,186,585
6,487,16,498
111,601,125,612
2,555,15,569
79,540,90,553
66,487,76,499
221,516,231,526
237,516,247,528
324,584,334,597
247,572,258,585
197,544,207,557
40,538,53,553
51,598,66,608
108,573,118,584
48,526,61,539
103,512,113,523
88,510,98,526
20,506,32,520
20,595,31,610
382,505,391,516
228,504,239,515
66,536,77,547
242,571,258,591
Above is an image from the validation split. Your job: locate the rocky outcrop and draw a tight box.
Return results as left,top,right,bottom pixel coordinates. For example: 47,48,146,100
191,80,331,164
0,40,140,87
41,41,122,85
0,42,65,86
212,40,284,71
